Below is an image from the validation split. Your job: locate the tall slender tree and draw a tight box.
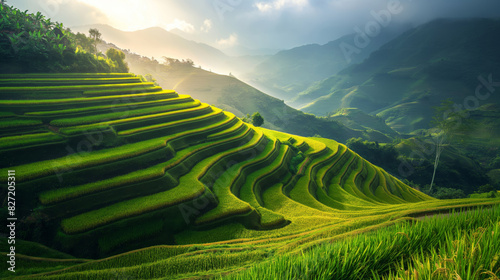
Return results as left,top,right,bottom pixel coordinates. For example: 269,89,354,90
88,28,102,54
428,99,466,192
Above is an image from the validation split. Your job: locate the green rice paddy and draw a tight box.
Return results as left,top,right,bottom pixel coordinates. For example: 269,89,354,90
1,73,498,279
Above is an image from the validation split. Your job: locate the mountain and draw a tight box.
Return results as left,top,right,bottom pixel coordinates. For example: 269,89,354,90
244,26,409,104
116,45,393,143
328,108,401,138
299,19,500,133
72,24,232,72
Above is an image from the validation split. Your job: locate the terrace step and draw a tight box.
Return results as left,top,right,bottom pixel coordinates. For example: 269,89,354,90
54,101,207,129
27,114,240,206
0,77,143,87
194,135,277,227
0,91,178,113
239,143,292,209
372,168,407,204
340,157,383,205
57,129,260,235
118,107,227,143
288,139,338,213
39,115,244,208
0,82,156,93
194,129,269,228
0,73,436,259
24,96,189,120
52,123,256,230
0,73,136,79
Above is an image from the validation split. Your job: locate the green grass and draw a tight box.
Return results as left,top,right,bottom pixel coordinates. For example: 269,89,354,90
0,73,136,78
83,85,162,96
4,74,499,279
24,96,187,118
59,182,209,234
116,106,219,135
0,77,142,86
195,134,276,225
0,111,15,118
0,137,167,182
289,144,340,213
0,118,42,129
0,82,156,93
220,206,500,280
50,100,202,127
58,121,255,233
39,114,241,205
0,132,64,149
239,143,289,208
0,91,175,111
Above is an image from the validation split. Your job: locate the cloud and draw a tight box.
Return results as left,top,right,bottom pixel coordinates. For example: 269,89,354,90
165,19,195,33
217,33,238,47
11,0,108,27
201,19,213,33
9,0,500,51
255,0,309,12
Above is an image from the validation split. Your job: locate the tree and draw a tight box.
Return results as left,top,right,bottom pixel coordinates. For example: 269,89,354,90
74,32,93,53
428,99,466,192
88,28,102,54
139,73,159,86
251,112,264,127
106,48,128,73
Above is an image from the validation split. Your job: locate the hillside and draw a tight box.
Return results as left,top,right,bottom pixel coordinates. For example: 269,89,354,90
328,108,401,139
244,26,408,103
0,73,433,258
119,48,388,143
299,18,500,133
2,73,499,279
0,5,125,74
72,24,232,72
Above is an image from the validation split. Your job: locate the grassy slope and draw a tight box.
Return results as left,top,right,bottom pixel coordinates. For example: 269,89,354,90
1,74,498,279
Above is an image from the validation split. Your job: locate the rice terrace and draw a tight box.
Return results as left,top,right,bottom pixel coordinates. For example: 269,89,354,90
1,1,500,280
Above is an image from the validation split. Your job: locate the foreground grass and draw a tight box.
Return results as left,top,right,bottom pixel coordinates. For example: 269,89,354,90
220,205,500,280
4,202,499,279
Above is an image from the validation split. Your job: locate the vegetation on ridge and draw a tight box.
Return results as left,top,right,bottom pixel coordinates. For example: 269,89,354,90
0,4,127,73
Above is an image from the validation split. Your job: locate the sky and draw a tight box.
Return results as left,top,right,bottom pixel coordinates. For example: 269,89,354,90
9,0,500,52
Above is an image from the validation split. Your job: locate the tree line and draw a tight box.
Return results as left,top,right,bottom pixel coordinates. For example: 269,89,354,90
0,4,128,73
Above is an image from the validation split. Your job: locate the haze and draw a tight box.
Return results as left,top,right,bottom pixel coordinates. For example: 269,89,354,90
10,0,500,53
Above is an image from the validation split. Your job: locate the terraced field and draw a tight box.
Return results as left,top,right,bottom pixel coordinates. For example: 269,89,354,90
1,74,498,279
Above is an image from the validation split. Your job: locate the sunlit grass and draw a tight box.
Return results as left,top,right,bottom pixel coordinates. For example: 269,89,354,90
221,206,500,280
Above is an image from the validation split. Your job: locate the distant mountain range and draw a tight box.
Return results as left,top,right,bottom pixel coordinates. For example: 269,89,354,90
242,25,410,103
298,18,500,133
89,18,500,153
73,24,234,72
117,46,389,143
